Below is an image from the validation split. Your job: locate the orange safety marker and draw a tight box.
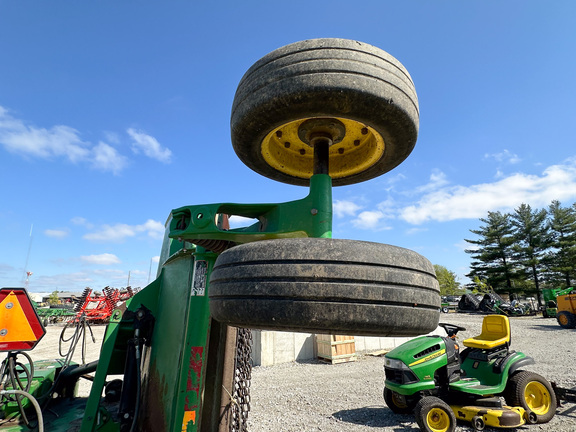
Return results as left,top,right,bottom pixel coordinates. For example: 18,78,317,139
181,410,196,431
0,287,45,351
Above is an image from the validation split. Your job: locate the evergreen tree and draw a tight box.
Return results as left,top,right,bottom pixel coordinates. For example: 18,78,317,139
510,204,552,307
546,200,576,287
465,211,517,295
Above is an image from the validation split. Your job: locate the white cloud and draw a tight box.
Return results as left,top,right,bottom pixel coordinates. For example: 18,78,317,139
484,149,521,165
151,256,160,263
92,142,128,174
127,128,172,163
0,106,126,173
415,169,449,193
400,161,576,224
81,253,121,265
84,219,164,242
71,217,93,229
44,229,69,239
351,210,388,230
333,200,362,218
229,215,259,229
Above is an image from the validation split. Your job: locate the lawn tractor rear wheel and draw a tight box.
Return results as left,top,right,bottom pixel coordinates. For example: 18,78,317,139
209,238,440,336
414,396,456,432
231,38,419,186
504,371,556,424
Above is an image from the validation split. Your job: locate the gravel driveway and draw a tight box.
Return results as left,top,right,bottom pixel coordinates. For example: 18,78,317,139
28,313,576,431
247,313,576,432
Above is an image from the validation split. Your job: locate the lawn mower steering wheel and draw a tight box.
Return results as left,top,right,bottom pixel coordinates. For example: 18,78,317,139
439,323,466,338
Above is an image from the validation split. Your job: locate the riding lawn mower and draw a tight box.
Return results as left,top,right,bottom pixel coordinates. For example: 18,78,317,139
383,314,556,431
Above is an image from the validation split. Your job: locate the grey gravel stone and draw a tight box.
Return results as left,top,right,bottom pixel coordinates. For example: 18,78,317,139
247,313,576,432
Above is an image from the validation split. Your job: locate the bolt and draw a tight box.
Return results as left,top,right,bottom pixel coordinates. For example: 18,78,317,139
299,149,306,155
0,329,7,336
361,127,368,135
311,209,318,215
5,302,13,309
354,139,360,146
276,130,282,138
338,148,344,154
284,142,291,148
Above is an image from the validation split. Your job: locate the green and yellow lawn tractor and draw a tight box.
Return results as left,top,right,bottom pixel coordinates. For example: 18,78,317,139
383,315,556,432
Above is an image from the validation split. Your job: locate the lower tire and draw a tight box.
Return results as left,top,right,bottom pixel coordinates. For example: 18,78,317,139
383,387,418,414
504,371,556,423
209,238,440,336
414,396,456,432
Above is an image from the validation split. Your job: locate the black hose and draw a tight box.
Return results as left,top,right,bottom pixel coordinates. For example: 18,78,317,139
129,336,142,432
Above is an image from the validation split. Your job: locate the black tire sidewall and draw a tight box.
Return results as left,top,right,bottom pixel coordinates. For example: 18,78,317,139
209,238,440,336
231,38,419,186
504,371,556,423
414,396,456,432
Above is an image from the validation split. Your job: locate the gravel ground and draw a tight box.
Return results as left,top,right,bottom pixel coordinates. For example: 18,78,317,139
24,314,576,431
247,313,576,432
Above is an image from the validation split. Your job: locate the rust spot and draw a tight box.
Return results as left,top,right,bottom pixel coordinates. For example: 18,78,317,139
185,346,203,410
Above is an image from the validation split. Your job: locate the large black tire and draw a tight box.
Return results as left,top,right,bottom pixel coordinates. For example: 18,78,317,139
556,311,576,329
383,387,418,414
231,38,419,186
414,396,456,432
209,238,439,336
504,371,556,424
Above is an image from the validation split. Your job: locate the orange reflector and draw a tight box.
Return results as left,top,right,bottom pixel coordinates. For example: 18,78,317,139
0,287,45,352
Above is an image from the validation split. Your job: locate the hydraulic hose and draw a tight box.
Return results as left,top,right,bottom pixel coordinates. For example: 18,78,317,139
129,330,142,432
0,389,44,432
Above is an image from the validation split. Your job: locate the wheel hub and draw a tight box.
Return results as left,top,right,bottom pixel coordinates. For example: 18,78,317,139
260,116,385,181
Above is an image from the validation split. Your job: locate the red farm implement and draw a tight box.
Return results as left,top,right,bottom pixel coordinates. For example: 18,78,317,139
73,287,135,324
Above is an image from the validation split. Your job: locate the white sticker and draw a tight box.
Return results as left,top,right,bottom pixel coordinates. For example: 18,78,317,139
192,260,208,296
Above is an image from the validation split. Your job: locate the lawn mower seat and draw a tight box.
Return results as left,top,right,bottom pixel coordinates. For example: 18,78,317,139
462,315,510,350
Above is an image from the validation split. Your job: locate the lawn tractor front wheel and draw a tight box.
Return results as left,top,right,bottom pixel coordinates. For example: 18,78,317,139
504,371,556,424
384,387,418,414
209,238,440,336
414,396,456,432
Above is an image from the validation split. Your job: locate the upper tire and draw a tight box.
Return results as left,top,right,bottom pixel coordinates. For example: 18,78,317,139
208,238,440,336
231,38,419,186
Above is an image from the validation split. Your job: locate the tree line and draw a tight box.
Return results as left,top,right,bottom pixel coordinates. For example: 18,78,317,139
463,200,576,307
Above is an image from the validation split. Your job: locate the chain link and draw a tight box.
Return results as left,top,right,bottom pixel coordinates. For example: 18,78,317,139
230,328,252,432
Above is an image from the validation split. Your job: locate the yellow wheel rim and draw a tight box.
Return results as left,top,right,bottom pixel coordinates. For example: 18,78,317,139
524,381,551,415
391,392,408,409
426,407,450,432
261,117,385,180
558,314,568,325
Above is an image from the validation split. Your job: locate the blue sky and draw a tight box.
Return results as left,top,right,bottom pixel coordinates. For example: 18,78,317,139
1,1,576,293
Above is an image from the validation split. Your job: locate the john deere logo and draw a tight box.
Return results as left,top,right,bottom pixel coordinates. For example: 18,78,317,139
409,349,446,367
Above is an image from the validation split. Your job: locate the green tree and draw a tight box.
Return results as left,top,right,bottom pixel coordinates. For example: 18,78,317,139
434,264,463,296
465,211,518,295
546,200,576,287
468,276,492,295
510,204,552,307
48,290,59,305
